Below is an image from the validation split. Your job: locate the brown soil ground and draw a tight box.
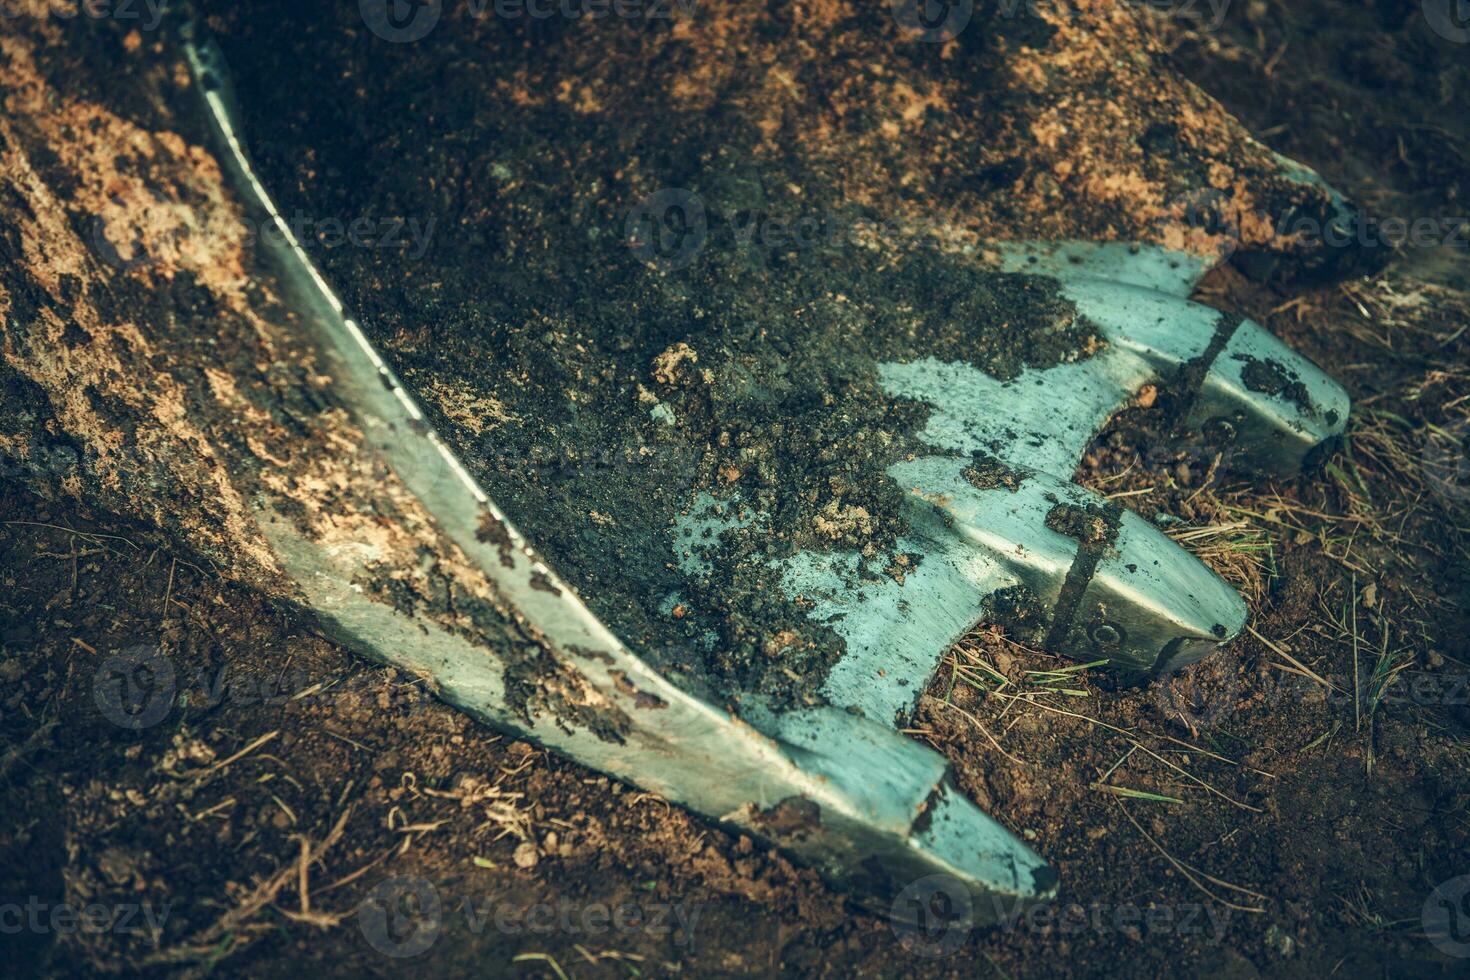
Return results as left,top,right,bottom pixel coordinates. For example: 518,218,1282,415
3,1,1470,978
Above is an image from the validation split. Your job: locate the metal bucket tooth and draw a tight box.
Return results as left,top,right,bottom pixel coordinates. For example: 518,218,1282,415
875,279,1350,498
1187,319,1352,474
730,703,1058,924
1061,278,1352,476
776,461,1247,728
1045,497,1250,677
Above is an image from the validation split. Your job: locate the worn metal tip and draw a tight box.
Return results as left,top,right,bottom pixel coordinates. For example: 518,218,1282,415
1052,511,1249,676
1190,318,1352,477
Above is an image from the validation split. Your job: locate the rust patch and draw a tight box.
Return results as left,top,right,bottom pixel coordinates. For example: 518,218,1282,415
567,644,616,666
528,570,562,596
476,510,516,569
608,669,669,710
752,796,822,839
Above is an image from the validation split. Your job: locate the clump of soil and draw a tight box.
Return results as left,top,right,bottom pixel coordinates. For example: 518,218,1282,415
963,450,1025,492
1044,501,1122,551
1234,354,1314,415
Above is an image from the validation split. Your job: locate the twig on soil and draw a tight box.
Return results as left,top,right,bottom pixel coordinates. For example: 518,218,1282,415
143,807,353,971
182,729,279,781
1115,802,1266,914
296,835,311,915
0,719,56,781
1,520,139,550
322,727,371,752
1158,734,1276,779
573,945,646,966
162,556,176,620
925,695,1028,767
1352,572,1361,732
318,845,397,896
1001,695,1262,812
188,797,235,821
1097,744,1138,784
1246,625,1336,692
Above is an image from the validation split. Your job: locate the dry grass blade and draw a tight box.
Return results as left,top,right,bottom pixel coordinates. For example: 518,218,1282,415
142,808,353,972
1115,803,1266,914
513,952,572,980
1094,785,1183,804
1169,518,1274,604
1246,625,1336,692
925,695,1028,767
183,730,280,782
1007,696,1263,813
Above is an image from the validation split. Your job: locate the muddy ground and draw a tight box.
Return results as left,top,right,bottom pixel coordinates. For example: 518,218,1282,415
3,1,1470,977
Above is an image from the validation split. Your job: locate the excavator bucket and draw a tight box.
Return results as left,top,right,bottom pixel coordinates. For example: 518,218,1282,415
2,5,1354,926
